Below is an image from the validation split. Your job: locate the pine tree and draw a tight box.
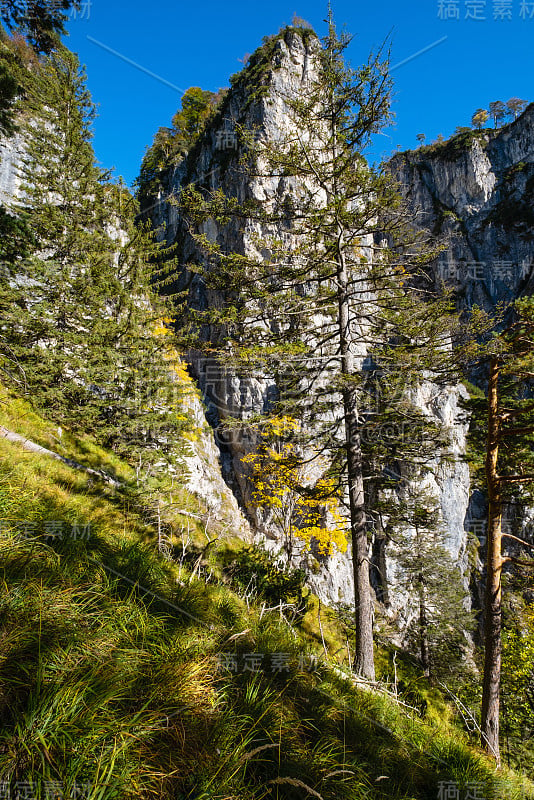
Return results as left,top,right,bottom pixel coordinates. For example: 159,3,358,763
0,31,20,134
466,297,534,764
1,0,80,54
1,47,107,421
505,97,528,121
384,477,472,681
489,100,507,128
175,19,461,679
94,181,192,469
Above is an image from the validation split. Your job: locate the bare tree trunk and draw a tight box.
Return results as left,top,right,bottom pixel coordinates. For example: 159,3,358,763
326,61,374,680
418,588,430,679
336,244,375,681
369,477,390,605
481,357,502,766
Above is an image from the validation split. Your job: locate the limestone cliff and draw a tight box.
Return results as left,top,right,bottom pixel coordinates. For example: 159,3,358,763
390,108,534,309
0,130,24,205
143,28,475,616
390,110,534,552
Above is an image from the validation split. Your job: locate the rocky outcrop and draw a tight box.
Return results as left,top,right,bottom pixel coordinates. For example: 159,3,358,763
142,27,477,612
390,108,534,310
148,28,322,511
0,131,24,206
390,109,534,554
181,371,252,538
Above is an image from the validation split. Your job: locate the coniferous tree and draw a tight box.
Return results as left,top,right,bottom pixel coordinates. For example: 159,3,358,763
176,19,462,679
466,297,534,765
489,100,507,128
0,47,191,472
0,47,102,401
0,36,34,275
97,181,192,469
1,0,80,54
384,478,472,681
0,33,19,134
505,97,528,121
11,48,114,426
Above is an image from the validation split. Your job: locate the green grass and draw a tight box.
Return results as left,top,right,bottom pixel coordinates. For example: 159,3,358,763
0,387,532,799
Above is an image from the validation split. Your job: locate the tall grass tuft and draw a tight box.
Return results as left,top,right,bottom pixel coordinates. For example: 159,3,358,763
0,390,532,799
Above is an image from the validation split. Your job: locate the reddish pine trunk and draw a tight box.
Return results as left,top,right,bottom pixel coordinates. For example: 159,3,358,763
481,357,502,766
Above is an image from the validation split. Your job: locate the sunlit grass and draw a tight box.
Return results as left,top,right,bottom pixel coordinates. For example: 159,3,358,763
0,386,532,799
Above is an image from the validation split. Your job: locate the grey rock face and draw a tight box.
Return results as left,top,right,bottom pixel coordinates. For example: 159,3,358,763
390,108,534,560
0,131,25,207
144,30,481,612
150,29,324,515
181,376,253,538
390,108,534,310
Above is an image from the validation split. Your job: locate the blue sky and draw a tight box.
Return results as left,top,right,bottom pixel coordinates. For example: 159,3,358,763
65,0,533,186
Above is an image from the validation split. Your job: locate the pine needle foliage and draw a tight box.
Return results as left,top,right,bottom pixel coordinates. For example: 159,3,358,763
385,478,474,681
0,47,192,471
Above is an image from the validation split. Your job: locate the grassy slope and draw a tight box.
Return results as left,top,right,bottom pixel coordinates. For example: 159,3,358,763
0,387,532,800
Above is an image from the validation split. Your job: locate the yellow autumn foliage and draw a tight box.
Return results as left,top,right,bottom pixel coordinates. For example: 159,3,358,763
243,416,347,556
153,318,197,388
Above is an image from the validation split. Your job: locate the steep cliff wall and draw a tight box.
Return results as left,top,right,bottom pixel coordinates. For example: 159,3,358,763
0,130,24,205
390,109,534,552
144,28,475,615
149,29,321,505
390,108,534,309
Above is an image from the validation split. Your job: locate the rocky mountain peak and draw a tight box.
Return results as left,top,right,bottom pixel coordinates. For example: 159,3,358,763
143,28,479,614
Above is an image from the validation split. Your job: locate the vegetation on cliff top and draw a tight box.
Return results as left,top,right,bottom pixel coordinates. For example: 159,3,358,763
135,23,318,204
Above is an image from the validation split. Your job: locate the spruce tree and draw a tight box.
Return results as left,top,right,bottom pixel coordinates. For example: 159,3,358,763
0,47,105,416
1,0,80,54
97,180,191,469
0,33,34,384
384,477,472,681
1,47,190,473
0,31,20,134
